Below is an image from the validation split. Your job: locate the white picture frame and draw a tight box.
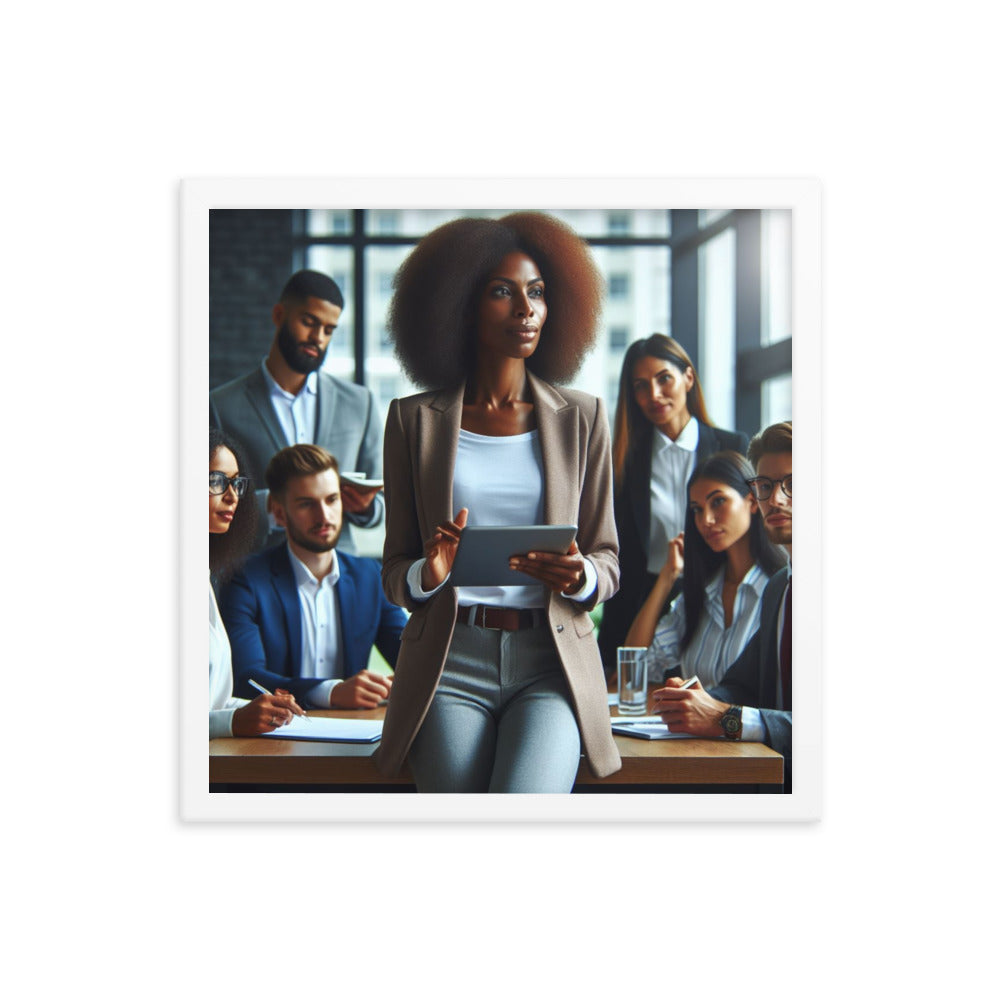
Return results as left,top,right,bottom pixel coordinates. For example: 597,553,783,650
181,177,821,823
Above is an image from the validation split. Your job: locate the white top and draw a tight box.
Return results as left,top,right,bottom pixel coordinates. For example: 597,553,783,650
645,563,770,688
209,576,248,739
647,416,699,574
407,428,596,607
288,546,345,708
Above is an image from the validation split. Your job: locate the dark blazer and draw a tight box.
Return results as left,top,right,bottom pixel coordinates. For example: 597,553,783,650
210,366,384,555
219,544,407,704
710,565,792,792
375,373,622,780
597,420,749,672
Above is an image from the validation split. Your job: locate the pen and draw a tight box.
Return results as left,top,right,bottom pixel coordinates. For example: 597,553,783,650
249,678,307,719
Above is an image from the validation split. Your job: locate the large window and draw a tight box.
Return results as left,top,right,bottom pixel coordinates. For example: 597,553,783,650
670,209,793,436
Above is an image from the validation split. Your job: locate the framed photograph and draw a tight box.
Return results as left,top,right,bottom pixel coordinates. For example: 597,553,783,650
181,177,820,823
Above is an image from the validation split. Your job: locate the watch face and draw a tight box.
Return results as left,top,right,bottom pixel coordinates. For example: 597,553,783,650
721,709,742,738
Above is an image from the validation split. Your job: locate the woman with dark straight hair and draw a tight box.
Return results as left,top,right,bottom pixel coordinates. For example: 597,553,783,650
208,428,304,738
625,451,786,687
597,334,748,675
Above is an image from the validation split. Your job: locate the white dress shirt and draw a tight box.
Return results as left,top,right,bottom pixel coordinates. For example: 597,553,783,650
258,361,320,533
288,546,345,708
647,417,699,574
646,563,769,687
261,360,318,446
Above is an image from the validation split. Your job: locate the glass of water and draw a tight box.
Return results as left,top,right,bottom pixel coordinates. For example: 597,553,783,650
617,647,648,715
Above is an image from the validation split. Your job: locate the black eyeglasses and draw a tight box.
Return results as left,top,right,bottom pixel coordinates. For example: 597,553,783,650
747,475,792,501
209,471,251,497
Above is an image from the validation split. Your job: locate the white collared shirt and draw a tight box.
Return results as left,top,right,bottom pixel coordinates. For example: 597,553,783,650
288,545,344,708
646,563,770,688
261,360,318,446
647,417,699,573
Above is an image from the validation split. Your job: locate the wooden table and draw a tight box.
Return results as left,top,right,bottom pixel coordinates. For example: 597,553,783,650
210,703,784,791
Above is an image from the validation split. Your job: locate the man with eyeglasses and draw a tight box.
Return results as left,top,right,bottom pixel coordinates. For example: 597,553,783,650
219,445,406,709
210,270,384,555
652,420,794,792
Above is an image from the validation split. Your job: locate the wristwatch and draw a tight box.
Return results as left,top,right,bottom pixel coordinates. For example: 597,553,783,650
719,705,743,740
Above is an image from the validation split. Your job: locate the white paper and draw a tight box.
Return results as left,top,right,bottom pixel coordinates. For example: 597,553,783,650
260,716,383,743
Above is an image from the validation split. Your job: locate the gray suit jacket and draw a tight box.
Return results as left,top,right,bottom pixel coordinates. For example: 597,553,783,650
710,565,792,791
209,366,384,555
375,373,622,780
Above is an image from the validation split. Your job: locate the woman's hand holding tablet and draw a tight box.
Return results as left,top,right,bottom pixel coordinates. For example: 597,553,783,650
509,540,587,594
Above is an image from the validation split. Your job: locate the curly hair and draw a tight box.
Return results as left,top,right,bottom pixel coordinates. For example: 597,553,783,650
387,212,604,389
209,427,258,580
611,333,715,486
679,451,787,652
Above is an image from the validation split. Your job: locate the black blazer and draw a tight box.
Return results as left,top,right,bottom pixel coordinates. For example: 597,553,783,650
597,420,748,673
711,566,792,792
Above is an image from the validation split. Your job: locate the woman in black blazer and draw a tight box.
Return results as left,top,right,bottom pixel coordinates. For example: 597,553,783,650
597,334,748,675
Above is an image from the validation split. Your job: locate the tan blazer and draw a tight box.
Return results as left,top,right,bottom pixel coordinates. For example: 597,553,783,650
375,372,623,780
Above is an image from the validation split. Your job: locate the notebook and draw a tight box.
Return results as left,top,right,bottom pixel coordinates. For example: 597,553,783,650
611,716,696,740
260,716,382,743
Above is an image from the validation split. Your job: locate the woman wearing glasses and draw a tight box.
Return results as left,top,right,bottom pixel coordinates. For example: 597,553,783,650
624,450,787,688
209,428,304,738
597,335,748,675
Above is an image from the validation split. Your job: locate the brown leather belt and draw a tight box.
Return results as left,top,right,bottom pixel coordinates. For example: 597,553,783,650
464,605,544,631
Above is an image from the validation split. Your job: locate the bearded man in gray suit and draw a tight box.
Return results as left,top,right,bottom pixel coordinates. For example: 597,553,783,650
210,270,384,555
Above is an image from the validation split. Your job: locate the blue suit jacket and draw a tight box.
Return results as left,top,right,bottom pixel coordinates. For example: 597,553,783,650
710,565,792,792
219,544,407,704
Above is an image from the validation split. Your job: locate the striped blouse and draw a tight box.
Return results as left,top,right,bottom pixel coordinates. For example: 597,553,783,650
645,563,770,688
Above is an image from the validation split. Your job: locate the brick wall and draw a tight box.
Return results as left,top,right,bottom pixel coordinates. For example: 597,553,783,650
209,210,296,389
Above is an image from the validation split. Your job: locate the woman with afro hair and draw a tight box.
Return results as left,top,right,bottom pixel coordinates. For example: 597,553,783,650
375,212,622,791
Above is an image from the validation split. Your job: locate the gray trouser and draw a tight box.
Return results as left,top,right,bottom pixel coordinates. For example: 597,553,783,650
407,621,581,793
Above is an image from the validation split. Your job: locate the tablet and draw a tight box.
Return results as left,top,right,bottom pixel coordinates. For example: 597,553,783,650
449,524,577,587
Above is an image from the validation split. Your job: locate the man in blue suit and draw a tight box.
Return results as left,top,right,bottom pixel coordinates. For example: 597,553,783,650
220,444,406,708
652,421,793,791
